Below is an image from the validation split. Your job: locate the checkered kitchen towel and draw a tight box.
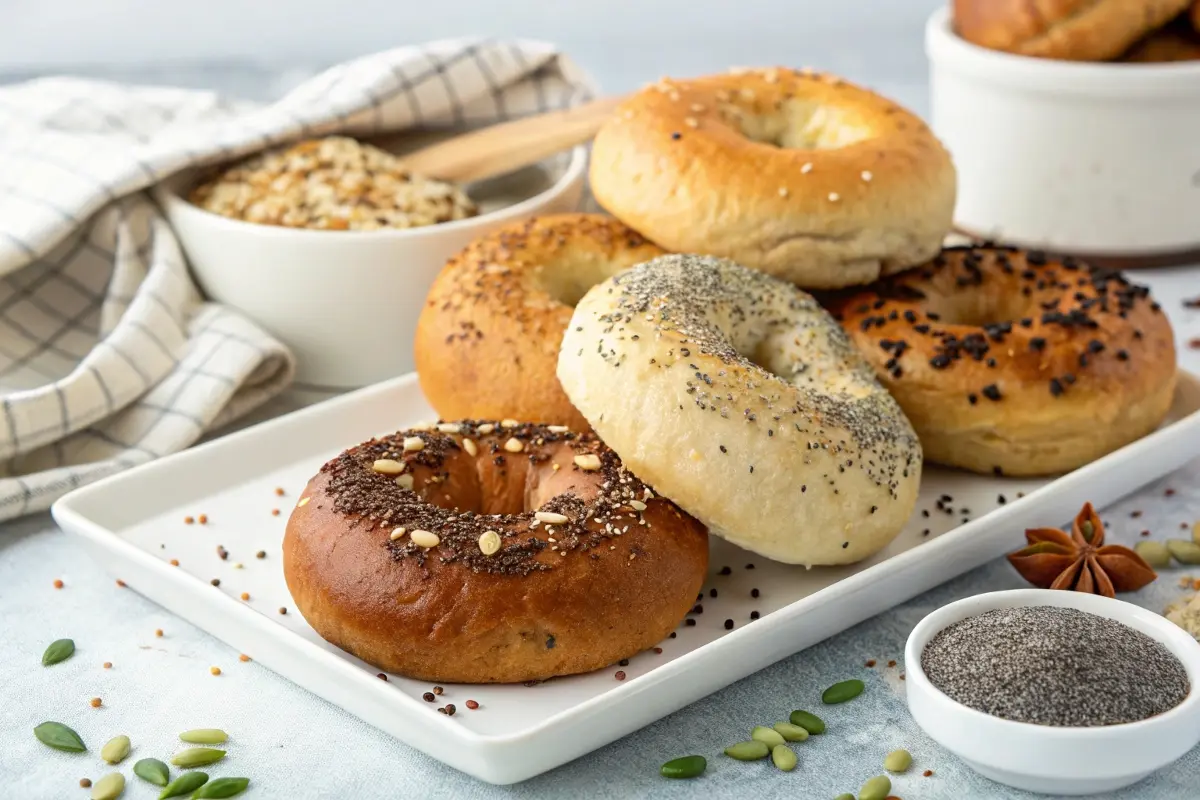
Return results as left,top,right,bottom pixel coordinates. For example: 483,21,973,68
0,39,594,522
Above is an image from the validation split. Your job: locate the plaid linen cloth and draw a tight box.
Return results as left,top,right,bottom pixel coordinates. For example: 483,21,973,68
0,39,594,522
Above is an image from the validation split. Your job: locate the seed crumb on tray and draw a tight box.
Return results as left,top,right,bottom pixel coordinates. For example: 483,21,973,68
189,136,478,231
1165,592,1200,639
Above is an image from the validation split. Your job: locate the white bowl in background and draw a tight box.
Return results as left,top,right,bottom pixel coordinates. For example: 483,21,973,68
905,588,1200,796
156,146,587,389
925,7,1200,262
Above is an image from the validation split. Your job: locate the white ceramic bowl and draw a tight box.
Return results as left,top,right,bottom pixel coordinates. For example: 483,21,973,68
156,147,587,388
906,589,1200,795
925,7,1200,262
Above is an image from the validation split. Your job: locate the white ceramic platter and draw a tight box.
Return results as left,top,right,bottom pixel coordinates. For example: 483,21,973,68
52,371,1200,785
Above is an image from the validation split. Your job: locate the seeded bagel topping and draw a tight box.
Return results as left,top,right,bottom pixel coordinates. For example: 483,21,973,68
318,421,665,576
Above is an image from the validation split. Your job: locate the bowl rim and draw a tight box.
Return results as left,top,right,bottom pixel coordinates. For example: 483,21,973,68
904,588,1200,738
925,6,1200,91
153,143,589,241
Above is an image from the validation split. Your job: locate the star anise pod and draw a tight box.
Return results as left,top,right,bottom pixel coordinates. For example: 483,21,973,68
1006,502,1157,597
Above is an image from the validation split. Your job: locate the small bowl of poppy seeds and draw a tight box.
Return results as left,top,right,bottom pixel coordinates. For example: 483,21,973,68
905,589,1200,796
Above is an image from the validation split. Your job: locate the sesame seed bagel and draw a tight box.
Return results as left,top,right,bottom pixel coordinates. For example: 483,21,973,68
588,68,956,290
832,247,1177,476
953,0,1192,61
282,421,708,684
557,254,922,567
415,214,665,429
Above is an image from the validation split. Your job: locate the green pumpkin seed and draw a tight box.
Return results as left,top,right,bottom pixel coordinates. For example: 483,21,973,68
858,775,892,800
191,777,249,798
822,679,865,704
834,795,855,800
34,721,86,752
789,709,826,734
42,638,75,666
134,758,170,786
772,721,810,742
723,740,770,761
771,744,797,771
179,729,228,745
1192,521,1200,545
1135,541,1172,568
884,748,912,773
158,772,208,799
101,735,131,764
170,748,225,768
660,755,706,779
751,725,785,748
90,772,125,800
1167,539,1200,565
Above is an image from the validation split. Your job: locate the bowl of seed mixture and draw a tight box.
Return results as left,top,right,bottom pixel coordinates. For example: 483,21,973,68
905,589,1200,796
156,135,587,387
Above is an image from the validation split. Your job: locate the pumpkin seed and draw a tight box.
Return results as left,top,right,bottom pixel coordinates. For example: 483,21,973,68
660,755,706,779
821,679,865,704
1167,539,1200,565
1135,541,1172,568
858,775,892,800
1193,521,1200,545
42,638,75,666
723,740,770,761
34,720,86,752
170,748,225,768
133,758,170,786
771,744,797,771
772,721,810,741
179,729,228,745
90,772,125,800
191,777,250,798
751,725,785,748
884,748,912,773
101,735,131,764
834,794,855,800
157,771,208,799
790,708,826,733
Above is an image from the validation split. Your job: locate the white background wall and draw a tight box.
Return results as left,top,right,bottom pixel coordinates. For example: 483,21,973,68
0,0,944,110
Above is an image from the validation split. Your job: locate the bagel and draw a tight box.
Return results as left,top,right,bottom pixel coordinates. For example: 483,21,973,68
1121,18,1200,61
283,420,708,683
832,246,1177,477
1192,0,1200,33
415,214,665,429
588,68,956,290
952,0,1193,61
557,254,922,567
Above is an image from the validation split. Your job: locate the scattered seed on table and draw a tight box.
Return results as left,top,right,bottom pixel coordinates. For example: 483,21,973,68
103,662,112,669
887,660,896,667
771,744,797,771
445,704,456,716
210,579,220,587
198,514,208,524
709,588,718,598
653,647,663,654
834,795,854,800
751,726,785,748
745,563,755,569
271,509,280,516
232,562,243,569
80,778,91,788
750,611,760,620
724,619,734,630
210,666,221,676
216,546,228,560
275,487,285,496
423,692,435,702
822,679,865,704
240,593,249,601
278,607,287,615
789,710,826,734
184,516,194,525
718,566,731,575
772,722,808,742
615,671,626,681
169,559,179,567
858,775,892,800
238,654,250,662
433,686,444,695
115,579,126,588
256,551,266,559
377,673,387,681
660,755,706,779
465,700,479,710
618,659,629,666
900,673,906,680
924,769,934,777
90,698,102,708
669,632,677,639
865,659,877,667
724,740,769,761
155,629,164,637
53,579,64,589
751,588,759,598
89,772,125,800
884,748,912,773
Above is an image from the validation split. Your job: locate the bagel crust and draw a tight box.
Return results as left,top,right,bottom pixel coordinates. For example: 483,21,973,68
283,421,708,683
415,214,664,428
558,254,922,567
833,247,1177,476
588,68,956,290
953,0,1193,61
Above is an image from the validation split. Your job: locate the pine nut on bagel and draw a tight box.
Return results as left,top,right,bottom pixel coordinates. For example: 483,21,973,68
832,246,1177,477
415,214,664,429
952,0,1192,61
557,254,922,567
588,68,956,290
282,421,708,683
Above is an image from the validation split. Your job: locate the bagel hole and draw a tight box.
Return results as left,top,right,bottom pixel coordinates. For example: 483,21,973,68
534,252,657,308
738,101,871,150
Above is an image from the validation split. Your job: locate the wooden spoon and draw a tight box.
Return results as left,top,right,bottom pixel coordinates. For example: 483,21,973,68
397,96,623,183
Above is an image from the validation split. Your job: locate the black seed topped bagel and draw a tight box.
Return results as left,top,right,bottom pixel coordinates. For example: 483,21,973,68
283,420,708,683
832,246,1177,476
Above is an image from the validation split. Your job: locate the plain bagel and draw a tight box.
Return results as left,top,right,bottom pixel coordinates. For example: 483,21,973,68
283,421,708,684
588,68,956,290
557,254,922,567
832,246,1177,476
415,214,665,428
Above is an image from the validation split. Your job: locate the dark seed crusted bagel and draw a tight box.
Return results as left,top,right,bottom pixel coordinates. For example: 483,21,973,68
832,246,1177,476
283,420,708,683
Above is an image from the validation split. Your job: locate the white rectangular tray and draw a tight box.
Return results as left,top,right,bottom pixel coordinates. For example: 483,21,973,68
52,370,1200,784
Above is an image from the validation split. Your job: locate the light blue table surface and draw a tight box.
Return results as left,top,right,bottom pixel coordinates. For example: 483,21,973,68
4,4,1200,796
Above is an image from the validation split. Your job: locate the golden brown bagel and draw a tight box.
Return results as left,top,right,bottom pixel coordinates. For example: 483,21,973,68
414,215,664,429
283,421,708,683
952,0,1192,61
1121,18,1200,61
588,68,956,290
1192,0,1200,32
832,247,1177,477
